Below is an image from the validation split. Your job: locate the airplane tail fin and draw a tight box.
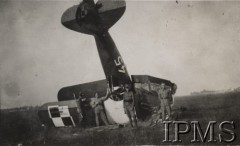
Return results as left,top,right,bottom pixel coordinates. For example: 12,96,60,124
61,0,126,35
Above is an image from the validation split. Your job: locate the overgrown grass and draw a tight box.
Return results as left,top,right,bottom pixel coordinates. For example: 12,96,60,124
1,92,240,145
0,107,43,145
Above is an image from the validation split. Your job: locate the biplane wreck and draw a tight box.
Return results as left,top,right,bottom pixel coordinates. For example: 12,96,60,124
38,0,177,128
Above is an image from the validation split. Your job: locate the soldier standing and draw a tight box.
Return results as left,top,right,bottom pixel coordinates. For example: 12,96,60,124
123,84,137,127
157,83,171,121
91,90,110,127
78,91,87,126
74,92,83,126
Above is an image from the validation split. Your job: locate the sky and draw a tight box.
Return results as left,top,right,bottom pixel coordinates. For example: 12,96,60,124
1,0,240,108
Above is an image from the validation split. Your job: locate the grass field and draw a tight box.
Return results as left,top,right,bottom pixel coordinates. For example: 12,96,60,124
1,92,240,145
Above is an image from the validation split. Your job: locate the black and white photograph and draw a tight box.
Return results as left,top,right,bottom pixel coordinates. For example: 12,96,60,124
0,0,240,145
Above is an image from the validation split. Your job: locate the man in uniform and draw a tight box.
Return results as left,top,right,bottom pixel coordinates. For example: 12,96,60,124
73,92,84,126
157,83,171,121
123,84,137,127
114,84,125,101
77,91,87,126
91,89,110,127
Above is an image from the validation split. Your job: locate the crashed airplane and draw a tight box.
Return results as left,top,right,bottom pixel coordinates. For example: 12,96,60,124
38,0,177,127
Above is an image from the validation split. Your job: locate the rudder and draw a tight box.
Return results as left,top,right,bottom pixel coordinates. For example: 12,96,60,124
61,0,126,35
